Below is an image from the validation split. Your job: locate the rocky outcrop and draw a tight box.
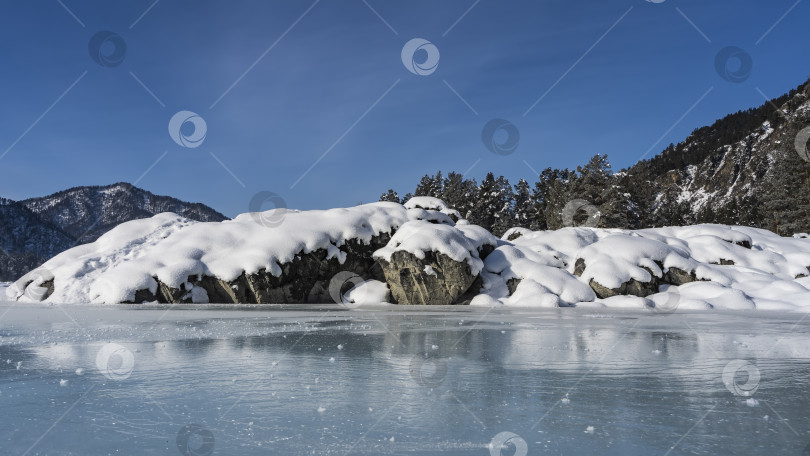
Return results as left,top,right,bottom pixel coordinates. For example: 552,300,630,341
18,194,803,310
128,234,391,304
574,258,701,299
377,250,477,305
372,217,497,305
586,274,658,299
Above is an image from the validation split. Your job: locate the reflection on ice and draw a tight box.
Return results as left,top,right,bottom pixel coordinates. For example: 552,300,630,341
1,304,809,455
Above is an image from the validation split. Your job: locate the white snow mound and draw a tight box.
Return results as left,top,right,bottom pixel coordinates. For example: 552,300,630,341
5,199,810,313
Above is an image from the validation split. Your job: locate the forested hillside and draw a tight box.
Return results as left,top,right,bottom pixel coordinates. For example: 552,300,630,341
382,79,810,237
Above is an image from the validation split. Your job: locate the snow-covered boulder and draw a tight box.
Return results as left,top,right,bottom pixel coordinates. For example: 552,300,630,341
7,198,810,312
572,234,705,298
9,203,411,304
404,196,462,222
372,220,497,305
475,244,596,308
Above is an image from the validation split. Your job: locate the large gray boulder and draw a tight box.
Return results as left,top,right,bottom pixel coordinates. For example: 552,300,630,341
377,250,477,305
373,219,497,305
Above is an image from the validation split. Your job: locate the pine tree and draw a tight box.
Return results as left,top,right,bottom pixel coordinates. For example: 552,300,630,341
468,173,514,235
512,179,535,229
536,167,575,230
491,175,516,235
616,170,654,229
440,172,472,217
414,171,443,197
379,189,400,203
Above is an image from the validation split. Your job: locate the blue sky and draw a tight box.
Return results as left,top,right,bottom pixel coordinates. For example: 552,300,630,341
1,0,808,217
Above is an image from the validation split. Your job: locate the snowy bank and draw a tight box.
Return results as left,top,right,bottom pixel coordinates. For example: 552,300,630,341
5,198,810,312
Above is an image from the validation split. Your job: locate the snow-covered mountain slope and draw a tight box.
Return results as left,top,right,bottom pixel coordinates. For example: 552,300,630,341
21,182,227,243
634,78,810,226
7,198,810,312
0,183,227,281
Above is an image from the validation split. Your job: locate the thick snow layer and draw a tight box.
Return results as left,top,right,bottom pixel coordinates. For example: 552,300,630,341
5,199,810,313
474,224,810,311
404,196,462,220
7,203,410,304
372,220,495,275
475,245,595,307
575,235,702,288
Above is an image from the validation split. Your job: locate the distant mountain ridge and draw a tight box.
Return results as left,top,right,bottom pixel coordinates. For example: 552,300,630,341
21,182,228,243
0,183,227,281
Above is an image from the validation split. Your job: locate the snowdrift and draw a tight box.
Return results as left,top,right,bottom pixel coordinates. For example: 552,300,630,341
5,197,810,312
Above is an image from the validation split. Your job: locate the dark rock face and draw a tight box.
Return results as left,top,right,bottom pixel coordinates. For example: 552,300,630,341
130,234,391,304
664,266,701,285
712,259,736,266
574,258,702,299
573,258,587,277
377,250,477,305
587,274,659,299
506,232,523,241
506,278,521,295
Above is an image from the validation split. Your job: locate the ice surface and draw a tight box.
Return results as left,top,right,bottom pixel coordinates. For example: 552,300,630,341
0,304,808,455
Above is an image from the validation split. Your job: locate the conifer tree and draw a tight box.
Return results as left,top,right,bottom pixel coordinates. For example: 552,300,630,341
379,189,400,203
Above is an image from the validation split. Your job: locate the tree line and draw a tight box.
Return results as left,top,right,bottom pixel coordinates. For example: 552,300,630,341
380,147,810,237
380,79,810,237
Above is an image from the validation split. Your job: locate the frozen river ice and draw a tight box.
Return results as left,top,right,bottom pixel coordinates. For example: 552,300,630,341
1,303,809,455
